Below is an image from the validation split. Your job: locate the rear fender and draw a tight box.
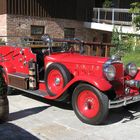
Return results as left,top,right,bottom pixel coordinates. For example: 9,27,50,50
0,62,15,73
0,62,16,83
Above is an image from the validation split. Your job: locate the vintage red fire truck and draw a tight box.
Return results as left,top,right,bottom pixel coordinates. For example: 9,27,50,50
0,34,140,125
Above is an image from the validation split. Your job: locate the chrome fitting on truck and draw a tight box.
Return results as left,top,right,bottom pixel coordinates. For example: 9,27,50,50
125,80,140,88
109,94,140,109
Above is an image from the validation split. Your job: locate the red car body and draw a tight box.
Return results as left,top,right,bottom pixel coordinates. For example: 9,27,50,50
0,35,140,125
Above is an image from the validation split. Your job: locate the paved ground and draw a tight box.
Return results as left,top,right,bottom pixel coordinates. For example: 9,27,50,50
1,92,140,140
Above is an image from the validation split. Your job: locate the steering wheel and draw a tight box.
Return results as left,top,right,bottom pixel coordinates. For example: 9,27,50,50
60,42,69,52
74,38,85,54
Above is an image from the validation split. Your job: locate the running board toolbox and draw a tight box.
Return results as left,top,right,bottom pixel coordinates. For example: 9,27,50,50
8,73,29,90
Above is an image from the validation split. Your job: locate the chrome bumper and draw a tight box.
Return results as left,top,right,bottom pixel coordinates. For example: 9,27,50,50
109,94,140,109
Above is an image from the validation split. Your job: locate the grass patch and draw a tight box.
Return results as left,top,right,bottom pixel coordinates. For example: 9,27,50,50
122,51,140,67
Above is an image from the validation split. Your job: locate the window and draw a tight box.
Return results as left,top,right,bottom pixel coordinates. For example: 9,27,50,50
31,25,44,35
64,28,75,38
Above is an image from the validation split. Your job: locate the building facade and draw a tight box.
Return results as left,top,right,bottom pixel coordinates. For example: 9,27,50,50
0,0,139,43
85,0,140,44
0,0,96,42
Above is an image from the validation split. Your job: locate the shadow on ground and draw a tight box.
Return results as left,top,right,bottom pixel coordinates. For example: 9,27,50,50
8,90,72,110
106,102,140,125
8,90,140,125
0,123,39,140
9,106,49,121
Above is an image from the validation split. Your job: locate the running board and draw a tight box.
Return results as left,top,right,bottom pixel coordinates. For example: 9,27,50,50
9,85,49,97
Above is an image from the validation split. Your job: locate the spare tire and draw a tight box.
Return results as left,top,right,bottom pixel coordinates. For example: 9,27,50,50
0,68,9,123
0,68,7,97
45,63,71,97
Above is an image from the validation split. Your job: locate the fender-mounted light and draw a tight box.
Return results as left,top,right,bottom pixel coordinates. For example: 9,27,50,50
125,63,137,77
104,65,116,81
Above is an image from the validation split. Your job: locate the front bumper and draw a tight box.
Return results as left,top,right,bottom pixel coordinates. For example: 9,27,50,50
109,94,140,109
109,79,140,109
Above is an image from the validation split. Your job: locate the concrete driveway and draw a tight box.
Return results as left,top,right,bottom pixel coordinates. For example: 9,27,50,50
1,92,140,140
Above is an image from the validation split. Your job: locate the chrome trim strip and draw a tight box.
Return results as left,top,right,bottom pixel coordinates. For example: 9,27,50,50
104,59,123,66
109,94,140,109
39,80,45,83
8,73,28,79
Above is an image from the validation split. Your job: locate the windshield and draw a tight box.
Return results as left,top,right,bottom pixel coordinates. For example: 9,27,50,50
49,40,84,54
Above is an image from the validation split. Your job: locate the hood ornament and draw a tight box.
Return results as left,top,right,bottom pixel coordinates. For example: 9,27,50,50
111,51,124,61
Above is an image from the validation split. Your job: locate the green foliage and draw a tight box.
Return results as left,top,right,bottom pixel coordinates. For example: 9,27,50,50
111,27,124,55
111,27,140,66
122,51,140,67
102,0,112,20
129,2,140,30
111,27,140,56
103,0,112,8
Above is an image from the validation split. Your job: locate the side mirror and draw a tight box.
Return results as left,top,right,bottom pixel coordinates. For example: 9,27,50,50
41,34,53,55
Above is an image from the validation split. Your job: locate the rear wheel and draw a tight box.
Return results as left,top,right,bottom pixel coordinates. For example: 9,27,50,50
0,68,9,123
72,84,109,125
0,68,7,96
45,63,71,98
0,67,13,95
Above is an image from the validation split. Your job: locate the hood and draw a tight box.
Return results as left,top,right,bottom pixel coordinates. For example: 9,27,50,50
46,53,109,65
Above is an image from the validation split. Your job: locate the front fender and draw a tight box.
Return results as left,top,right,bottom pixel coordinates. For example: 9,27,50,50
67,76,112,91
134,69,140,80
45,76,112,100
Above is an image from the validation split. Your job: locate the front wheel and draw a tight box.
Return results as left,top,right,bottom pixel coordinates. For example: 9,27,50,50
72,84,109,125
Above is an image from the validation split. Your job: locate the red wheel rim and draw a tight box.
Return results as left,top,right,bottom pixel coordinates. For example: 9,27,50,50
47,69,64,95
77,90,100,118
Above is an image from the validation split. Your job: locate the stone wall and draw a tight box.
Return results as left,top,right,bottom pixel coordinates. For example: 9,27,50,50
7,15,95,43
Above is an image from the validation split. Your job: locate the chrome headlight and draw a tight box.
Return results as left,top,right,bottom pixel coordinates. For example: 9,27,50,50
125,63,137,77
104,65,116,81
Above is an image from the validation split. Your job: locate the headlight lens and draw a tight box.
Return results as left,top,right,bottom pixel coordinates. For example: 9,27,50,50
104,65,116,81
125,63,137,77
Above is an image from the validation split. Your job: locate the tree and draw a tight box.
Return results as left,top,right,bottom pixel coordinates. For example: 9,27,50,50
111,27,134,55
129,2,140,31
111,27,123,55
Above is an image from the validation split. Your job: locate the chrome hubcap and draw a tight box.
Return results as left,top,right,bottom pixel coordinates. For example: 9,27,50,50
55,78,61,85
84,99,93,110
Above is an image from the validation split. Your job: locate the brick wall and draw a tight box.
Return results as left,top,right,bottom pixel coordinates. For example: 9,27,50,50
7,15,95,43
